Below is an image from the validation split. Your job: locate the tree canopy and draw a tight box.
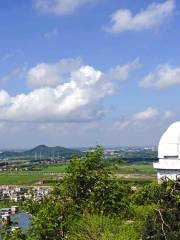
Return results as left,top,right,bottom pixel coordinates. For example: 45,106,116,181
2,147,180,240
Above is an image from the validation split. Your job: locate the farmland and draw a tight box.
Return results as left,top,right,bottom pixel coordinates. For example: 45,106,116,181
0,161,156,185
0,173,53,185
112,163,156,174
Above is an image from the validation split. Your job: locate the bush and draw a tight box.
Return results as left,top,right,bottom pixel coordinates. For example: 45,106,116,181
142,179,180,240
67,214,140,240
132,182,161,205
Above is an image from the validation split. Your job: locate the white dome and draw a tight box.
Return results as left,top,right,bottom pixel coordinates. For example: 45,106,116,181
158,122,180,159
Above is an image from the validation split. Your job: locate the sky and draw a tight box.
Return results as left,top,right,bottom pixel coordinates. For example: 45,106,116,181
0,0,180,148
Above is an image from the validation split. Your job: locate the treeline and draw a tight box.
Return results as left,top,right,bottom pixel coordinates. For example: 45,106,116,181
2,147,180,240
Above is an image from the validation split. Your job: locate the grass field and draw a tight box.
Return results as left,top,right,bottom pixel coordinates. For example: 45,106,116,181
111,163,155,174
0,163,68,185
40,162,155,175
0,162,156,185
0,173,52,185
39,164,68,173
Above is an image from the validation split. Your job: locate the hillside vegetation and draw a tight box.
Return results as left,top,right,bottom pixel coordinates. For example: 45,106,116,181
2,147,179,240
0,145,81,160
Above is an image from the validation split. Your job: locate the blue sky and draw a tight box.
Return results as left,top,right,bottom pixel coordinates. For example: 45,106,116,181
0,0,179,148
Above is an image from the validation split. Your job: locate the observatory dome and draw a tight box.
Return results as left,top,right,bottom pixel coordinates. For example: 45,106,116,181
158,122,180,159
154,122,180,181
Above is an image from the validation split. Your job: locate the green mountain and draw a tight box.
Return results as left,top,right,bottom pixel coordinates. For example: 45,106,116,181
0,145,81,160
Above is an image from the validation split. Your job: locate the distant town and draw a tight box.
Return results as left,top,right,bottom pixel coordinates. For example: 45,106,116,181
0,185,51,202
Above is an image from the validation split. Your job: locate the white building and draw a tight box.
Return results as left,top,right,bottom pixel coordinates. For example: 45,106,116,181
153,122,180,182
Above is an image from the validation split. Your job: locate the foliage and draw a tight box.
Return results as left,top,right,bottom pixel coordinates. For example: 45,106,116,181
27,197,77,240
67,214,140,240
62,147,131,216
22,199,42,215
143,179,180,240
3,147,180,240
63,147,108,205
23,146,132,239
132,182,161,205
87,178,131,216
2,228,26,240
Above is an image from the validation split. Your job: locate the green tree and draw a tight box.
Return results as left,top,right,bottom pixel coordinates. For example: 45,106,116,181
132,182,161,205
62,147,108,208
27,196,77,240
25,147,132,239
63,146,131,216
88,178,131,216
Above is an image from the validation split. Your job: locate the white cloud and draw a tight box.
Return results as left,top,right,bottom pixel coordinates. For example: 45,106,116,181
0,90,11,106
163,111,175,119
0,66,107,122
103,58,140,81
44,28,59,38
115,107,178,131
27,58,82,88
35,0,95,15
106,0,175,33
115,107,159,129
134,107,159,121
0,58,138,123
27,57,138,89
139,64,180,88
114,119,131,130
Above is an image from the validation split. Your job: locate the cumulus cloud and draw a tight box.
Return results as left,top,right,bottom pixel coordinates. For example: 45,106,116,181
115,107,159,129
27,58,82,88
0,58,139,123
106,0,175,33
35,0,95,15
0,90,11,106
139,64,180,88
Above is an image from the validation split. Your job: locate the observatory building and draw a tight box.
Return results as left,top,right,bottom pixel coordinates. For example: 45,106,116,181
153,122,180,181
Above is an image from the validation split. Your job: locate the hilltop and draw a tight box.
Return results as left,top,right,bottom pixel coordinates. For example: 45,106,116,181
0,145,81,160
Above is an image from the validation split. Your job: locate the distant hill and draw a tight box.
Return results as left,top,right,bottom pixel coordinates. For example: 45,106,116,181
0,145,81,160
